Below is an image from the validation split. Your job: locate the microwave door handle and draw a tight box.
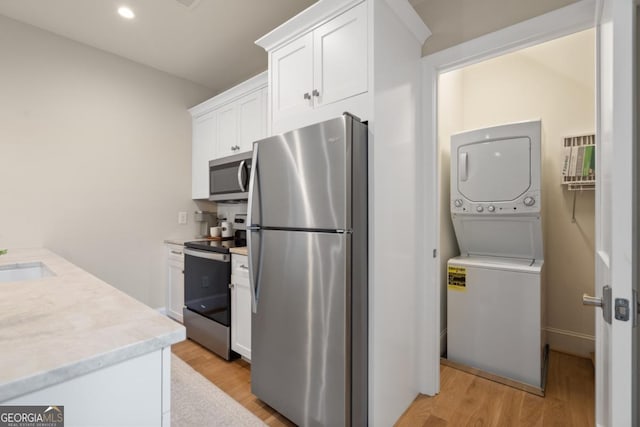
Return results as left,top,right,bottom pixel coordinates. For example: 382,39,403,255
237,160,247,192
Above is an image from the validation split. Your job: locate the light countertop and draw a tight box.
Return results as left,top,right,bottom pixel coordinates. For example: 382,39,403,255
230,247,248,256
0,248,185,402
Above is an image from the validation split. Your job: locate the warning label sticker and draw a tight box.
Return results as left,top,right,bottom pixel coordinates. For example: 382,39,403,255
447,266,466,292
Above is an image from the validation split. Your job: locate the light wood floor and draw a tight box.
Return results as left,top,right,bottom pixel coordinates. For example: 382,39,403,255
172,340,594,426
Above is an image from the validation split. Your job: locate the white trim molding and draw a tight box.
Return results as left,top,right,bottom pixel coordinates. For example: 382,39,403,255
189,71,267,117
545,327,596,358
384,0,431,44
255,0,363,52
418,0,597,396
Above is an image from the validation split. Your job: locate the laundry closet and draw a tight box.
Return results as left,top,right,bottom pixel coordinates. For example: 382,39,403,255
436,28,596,393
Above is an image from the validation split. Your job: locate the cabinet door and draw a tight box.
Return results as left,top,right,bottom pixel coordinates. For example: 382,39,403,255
237,90,265,153
216,103,238,158
313,2,368,108
191,111,216,199
271,32,314,125
232,279,252,360
166,246,184,322
231,255,251,360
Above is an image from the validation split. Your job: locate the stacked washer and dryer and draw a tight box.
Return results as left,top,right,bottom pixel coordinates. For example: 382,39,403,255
447,120,548,393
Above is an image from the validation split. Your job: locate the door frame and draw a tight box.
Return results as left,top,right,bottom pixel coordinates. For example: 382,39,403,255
418,0,598,395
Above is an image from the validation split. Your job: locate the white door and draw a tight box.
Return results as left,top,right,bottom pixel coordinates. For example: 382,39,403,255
591,0,637,425
456,138,532,202
216,103,238,157
271,33,313,126
237,90,265,153
191,110,216,199
312,1,368,108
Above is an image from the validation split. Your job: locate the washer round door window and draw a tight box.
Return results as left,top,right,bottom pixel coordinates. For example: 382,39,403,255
456,137,531,202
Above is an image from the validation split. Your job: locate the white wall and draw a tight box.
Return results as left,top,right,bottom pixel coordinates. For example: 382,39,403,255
370,0,422,424
437,29,596,357
0,16,214,308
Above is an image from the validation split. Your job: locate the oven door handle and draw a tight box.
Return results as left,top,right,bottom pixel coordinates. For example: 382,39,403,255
184,248,230,262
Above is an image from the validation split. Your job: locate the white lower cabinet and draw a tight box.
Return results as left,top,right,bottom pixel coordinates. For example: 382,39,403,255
166,244,184,322
231,254,251,360
5,348,171,427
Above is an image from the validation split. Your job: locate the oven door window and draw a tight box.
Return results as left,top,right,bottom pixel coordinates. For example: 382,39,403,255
184,253,231,326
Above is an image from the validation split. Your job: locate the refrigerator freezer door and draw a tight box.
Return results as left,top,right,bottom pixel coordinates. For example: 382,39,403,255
253,116,352,230
252,229,350,426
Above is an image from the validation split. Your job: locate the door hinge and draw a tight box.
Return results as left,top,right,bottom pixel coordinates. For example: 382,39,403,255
433,249,437,258
634,289,639,327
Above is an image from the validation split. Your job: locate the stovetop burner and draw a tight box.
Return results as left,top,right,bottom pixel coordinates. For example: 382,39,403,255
184,230,246,254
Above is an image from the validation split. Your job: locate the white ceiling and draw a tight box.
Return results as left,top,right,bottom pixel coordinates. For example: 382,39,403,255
0,0,317,93
0,0,582,95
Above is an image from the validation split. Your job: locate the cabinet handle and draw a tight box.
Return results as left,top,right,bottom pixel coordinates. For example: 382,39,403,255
303,92,311,100
239,264,249,270
171,250,183,255
312,89,320,97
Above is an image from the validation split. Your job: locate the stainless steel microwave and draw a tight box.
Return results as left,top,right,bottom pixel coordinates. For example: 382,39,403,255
209,151,252,202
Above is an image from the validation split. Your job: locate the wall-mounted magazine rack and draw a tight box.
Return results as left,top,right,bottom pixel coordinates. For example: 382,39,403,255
561,133,596,222
561,134,596,191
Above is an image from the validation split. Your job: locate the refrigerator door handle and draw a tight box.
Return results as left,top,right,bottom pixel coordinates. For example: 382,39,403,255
247,143,261,313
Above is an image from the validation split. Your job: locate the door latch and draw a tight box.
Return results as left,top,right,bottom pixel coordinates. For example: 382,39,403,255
615,298,630,321
583,285,612,324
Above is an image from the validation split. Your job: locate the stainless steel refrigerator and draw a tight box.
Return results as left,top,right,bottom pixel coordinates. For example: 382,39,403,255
247,113,368,426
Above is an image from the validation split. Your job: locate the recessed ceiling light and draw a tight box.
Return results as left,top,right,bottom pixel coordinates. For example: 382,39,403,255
118,6,135,19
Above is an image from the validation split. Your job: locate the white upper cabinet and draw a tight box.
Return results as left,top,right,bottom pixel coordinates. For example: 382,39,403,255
189,72,267,199
272,33,314,125
264,1,368,134
237,88,266,152
191,111,216,199
215,103,238,158
313,3,368,108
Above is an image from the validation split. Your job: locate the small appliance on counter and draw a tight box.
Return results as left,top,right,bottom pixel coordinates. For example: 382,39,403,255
182,229,246,360
220,221,233,238
194,211,217,238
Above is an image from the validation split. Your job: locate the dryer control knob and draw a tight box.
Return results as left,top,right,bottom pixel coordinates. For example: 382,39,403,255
476,206,484,213
487,205,495,212
454,199,463,208
524,197,535,207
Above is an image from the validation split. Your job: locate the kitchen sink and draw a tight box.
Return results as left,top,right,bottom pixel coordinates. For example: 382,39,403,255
0,262,55,283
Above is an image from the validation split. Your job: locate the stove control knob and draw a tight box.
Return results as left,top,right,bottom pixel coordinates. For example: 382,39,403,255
454,199,463,208
476,205,484,213
524,196,535,207
487,205,495,212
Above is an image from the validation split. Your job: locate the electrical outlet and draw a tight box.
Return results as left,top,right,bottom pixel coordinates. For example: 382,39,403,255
178,211,188,225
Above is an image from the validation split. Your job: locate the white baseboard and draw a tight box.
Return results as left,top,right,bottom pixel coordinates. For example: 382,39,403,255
439,327,593,359
545,327,595,358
